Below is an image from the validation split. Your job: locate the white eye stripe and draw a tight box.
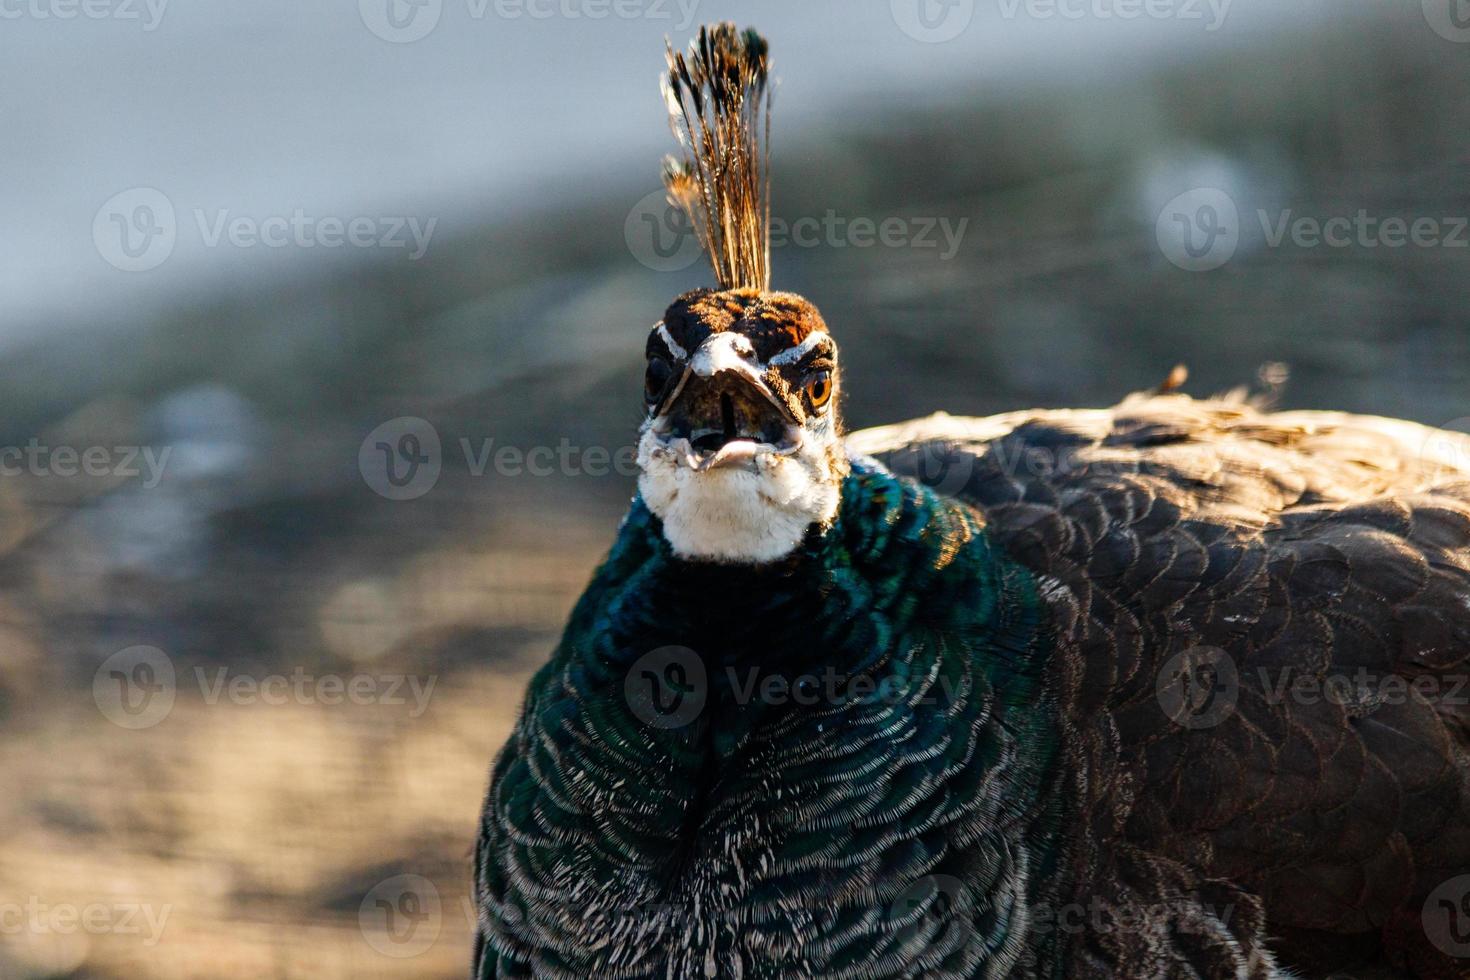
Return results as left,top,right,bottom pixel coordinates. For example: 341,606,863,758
654,322,687,361
767,330,829,368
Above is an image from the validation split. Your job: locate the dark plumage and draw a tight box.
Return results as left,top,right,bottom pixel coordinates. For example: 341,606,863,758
473,393,1470,978
475,457,1058,977
472,23,1470,980
851,398,1470,978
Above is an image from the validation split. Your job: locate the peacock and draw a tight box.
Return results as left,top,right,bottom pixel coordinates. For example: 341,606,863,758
473,24,1470,979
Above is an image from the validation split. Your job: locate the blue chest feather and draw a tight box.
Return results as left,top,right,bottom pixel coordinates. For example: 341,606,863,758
478,463,1064,979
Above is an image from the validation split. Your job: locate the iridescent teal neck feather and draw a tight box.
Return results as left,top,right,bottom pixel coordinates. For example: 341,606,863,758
475,461,1066,979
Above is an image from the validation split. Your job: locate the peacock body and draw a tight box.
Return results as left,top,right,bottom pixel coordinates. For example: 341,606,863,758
473,24,1470,980
476,459,1061,977
475,388,1470,979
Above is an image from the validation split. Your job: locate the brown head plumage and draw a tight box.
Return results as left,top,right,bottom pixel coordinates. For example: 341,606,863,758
661,23,772,292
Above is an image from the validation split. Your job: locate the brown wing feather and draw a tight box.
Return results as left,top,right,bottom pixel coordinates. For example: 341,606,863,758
850,394,1470,978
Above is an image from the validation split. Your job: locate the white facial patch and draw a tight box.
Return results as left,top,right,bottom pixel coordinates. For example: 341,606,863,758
637,424,841,564
637,327,844,564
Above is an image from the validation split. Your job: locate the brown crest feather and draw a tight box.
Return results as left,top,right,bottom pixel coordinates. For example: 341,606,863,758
661,23,772,292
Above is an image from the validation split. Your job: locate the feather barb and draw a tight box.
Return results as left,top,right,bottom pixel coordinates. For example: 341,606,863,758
660,23,772,291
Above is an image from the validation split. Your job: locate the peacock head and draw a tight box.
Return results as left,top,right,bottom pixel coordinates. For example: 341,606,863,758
635,24,847,564
637,286,847,564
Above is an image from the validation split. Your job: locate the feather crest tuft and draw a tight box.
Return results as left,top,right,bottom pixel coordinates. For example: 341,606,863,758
660,23,772,291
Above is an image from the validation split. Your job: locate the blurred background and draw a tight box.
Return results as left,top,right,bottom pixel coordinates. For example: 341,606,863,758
2,0,1468,976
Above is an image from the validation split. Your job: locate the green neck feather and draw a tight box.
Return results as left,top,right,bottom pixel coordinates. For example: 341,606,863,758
480,461,1068,978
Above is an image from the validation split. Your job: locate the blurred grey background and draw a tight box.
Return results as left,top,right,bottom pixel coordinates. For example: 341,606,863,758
1,1,1468,976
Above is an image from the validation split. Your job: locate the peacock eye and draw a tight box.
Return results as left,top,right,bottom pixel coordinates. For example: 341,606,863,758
645,356,674,404
805,370,833,411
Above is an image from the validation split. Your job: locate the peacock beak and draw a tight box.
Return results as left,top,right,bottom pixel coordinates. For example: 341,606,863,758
648,340,802,472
